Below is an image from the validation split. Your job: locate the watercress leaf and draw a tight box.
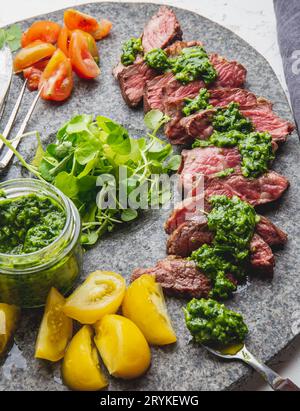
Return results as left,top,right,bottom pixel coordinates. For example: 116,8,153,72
80,230,99,246
5,25,22,52
165,154,181,171
77,175,97,193
106,129,131,155
75,143,99,165
0,30,6,49
144,109,164,130
39,156,58,181
55,141,74,159
54,172,79,199
96,116,119,133
77,157,99,179
121,208,138,222
31,134,45,168
66,114,93,134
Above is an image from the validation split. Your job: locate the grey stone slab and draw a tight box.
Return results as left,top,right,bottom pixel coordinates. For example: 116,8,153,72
0,2,299,391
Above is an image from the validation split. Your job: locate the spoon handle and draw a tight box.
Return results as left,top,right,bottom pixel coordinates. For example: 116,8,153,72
240,347,300,391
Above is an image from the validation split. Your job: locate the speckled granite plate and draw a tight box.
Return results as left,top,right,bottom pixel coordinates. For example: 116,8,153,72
0,2,299,391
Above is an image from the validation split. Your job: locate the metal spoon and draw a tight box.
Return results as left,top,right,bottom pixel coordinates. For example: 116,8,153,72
203,343,300,391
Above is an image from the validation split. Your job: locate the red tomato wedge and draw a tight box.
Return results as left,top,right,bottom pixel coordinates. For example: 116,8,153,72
21,21,61,47
39,49,73,102
13,41,56,73
64,9,99,34
69,30,100,79
57,26,71,57
92,19,112,40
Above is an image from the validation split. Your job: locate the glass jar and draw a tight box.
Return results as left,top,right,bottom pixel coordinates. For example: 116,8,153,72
0,178,83,308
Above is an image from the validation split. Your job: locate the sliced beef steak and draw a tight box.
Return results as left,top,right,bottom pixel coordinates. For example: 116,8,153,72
240,105,295,144
144,42,247,114
255,215,287,246
116,60,157,107
165,195,287,247
131,256,212,298
178,146,289,206
166,220,277,276
204,170,289,207
250,234,275,276
167,221,214,257
163,88,294,145
142,6,182,53
114,6,183,107
209,54,247,89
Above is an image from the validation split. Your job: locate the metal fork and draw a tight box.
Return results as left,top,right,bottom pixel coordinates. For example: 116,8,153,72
0,46,41,170
203,343,300,391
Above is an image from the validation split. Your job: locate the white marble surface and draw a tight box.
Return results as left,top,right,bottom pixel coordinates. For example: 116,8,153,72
0,0,299,392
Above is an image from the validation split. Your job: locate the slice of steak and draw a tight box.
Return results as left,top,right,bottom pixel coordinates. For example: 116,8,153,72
166,221,275,276
144,72,205,113
209,88,272,110
167,221,214,257
164,88,294,145
255,215,288,246
142,6,183,53
250,234,275,276
165,196,287,248
240,105,295,144
144,42,247,114
178,146,289,206
131,255,212,298
114,6,183,107
116,60,157,107
204,170,289,207
209,54,247,89
164,195,208,235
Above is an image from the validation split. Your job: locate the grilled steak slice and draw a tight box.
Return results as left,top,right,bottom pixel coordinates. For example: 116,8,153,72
240,105,295,144
209,54,247,89
142,6,182,53
178,146,289,206
144,42,247,114
115,60,157,107
131,256,212,298
166,220,276,276
114,6,183,107
167,221,214,257
209,88,272,110
164,195,208,235
165,196,287,247
250,234,275,276
144,72,205,113
164,88,294,145
255,215,288,246
204,170,289,207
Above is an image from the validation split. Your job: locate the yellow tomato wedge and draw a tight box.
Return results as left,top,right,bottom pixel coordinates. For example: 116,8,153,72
0,303,20,356
62,325,108,391
122,274,177,345
94,314,151,379
35,288,72,362
63,271,126,324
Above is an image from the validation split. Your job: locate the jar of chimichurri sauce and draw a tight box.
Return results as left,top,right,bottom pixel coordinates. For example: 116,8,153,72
0,179,83,308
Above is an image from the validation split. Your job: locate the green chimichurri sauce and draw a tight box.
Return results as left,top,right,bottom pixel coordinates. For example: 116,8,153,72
121,37,143,66
190,196,259,299
0,194,66,255
212,102,253,134
184,298,249,346
144,48,170,71
192,102,274,178
170,46,218,85
143,46,217,85
182,88,213,117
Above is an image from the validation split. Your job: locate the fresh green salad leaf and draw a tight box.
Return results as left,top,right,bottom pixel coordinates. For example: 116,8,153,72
0,114,179,247
0,24,22,51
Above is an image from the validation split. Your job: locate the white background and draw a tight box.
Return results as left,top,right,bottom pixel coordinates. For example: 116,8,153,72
1,0,300,391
